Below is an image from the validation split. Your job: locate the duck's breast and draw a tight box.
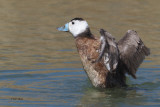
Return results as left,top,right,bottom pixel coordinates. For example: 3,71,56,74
75,37,108,88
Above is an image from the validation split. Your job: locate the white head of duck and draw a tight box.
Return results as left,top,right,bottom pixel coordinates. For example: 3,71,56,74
57,18,93,38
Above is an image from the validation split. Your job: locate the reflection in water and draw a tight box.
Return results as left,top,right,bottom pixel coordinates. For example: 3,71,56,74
79,82,160,107
0,0,159,106
79,87,138,107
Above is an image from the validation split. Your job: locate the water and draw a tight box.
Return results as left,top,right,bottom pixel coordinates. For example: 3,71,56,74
0,0,160,106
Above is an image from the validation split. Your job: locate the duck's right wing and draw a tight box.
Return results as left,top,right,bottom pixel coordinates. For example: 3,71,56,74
95,29,107,62
96,29,119,72
118,30,150,78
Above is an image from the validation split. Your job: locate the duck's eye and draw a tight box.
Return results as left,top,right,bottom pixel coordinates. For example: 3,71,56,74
72,22,75,25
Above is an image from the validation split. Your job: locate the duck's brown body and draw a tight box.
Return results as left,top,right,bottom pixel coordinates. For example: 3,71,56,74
75,36,126,88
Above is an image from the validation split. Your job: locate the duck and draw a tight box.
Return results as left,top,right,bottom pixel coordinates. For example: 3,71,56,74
57,18,150,88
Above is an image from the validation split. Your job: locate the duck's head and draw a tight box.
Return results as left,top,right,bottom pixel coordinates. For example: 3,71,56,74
57,18,93,38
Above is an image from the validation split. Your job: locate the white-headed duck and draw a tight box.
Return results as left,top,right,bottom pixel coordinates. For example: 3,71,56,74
57,18,150,88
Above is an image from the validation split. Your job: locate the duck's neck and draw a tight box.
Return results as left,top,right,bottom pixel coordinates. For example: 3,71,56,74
75,28,95,39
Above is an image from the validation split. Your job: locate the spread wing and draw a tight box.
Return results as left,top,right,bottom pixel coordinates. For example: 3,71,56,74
96,29,119,72
118,30,150,78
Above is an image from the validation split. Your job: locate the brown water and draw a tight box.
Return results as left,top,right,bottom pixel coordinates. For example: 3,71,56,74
0,0,160,106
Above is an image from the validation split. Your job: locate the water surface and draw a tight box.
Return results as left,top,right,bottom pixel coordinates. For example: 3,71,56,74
0,0,160,106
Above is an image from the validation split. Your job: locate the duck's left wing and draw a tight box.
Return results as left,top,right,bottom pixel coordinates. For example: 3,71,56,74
118,30,150,78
